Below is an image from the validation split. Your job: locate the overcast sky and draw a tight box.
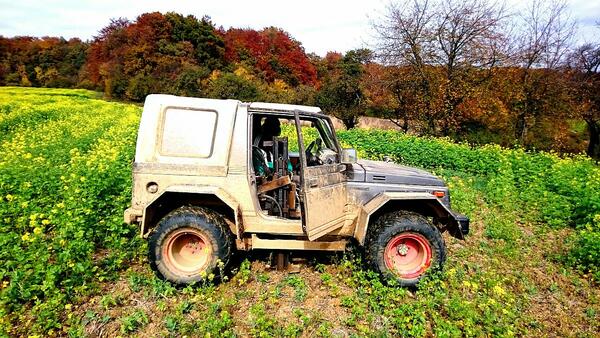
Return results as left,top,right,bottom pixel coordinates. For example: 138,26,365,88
0,0,598,56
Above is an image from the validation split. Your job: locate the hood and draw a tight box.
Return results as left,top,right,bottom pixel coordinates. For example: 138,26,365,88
353,159,445,186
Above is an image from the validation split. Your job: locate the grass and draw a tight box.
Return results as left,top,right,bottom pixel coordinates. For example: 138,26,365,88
0,87,598,337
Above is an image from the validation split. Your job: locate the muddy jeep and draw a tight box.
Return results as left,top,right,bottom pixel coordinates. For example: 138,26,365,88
124,95,469,286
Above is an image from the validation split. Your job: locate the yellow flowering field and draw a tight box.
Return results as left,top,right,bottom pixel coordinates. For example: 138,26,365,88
0,87,143,335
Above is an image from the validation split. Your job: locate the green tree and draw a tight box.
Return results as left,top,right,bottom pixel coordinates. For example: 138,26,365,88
207,72,262,101
165,13,225,69
317,49,371,129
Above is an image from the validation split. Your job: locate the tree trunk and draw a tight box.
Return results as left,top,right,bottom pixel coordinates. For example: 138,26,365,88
401,118,409,133
515,110,528,144
342,117,358,130
425,116,436,135
587,120,600,161
388,109,409,133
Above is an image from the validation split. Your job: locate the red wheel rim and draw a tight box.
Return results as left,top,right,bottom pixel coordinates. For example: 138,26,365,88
163,228,211,274
384,233,432,279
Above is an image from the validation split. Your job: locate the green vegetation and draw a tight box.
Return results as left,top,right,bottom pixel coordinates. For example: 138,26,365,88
0,87,598,336
0,87,142,335
339,129,600,230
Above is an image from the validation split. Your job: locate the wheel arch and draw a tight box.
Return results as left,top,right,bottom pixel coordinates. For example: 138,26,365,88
141,185,240,239
354,192,456,245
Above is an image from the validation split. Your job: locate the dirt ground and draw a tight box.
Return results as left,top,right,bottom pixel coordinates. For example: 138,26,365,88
75,225,600,337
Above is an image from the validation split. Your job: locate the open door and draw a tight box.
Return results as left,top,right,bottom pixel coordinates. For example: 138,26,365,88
295,112,348,241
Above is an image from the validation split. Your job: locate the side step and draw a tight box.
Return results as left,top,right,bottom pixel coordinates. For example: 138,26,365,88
251,234,347,251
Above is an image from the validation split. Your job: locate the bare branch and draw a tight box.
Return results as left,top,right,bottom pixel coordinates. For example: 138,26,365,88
512,0,576,69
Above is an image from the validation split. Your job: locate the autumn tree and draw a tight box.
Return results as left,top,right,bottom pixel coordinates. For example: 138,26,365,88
373,0,507,135
0,36,88,87
317,49,372,129
87,13,225,100
509,0,575,144
569,41,600,160
223,27,318,86
373,0,437,133
361,63,415,132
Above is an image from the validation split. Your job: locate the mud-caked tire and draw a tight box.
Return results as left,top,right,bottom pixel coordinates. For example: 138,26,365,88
365,211,446,287
149,206,233,285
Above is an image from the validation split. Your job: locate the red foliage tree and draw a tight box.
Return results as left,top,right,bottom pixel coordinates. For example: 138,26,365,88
223,27,317,86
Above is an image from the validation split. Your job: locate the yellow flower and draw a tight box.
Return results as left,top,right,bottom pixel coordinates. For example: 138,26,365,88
493,285,506,297
41,219,50,225
5,194,14,202
21,232,31,241
2,281,8,288
33,227,43,235
65,303,72,310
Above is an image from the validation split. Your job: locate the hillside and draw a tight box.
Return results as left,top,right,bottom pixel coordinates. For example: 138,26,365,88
0,87,598,337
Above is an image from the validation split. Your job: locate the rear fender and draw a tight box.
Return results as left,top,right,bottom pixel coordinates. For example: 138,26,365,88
141,185,240,238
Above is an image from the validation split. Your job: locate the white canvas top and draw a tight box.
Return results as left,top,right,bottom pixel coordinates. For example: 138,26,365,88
134,95,322,166
249,101,322,114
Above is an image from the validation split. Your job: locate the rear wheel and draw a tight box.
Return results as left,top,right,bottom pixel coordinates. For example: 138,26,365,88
149,206,232,284
366,211,446,287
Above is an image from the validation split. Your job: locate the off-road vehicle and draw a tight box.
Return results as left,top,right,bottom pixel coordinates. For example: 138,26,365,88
124,95,469,286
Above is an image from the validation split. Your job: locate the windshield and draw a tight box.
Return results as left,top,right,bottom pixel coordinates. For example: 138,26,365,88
314,118,339,153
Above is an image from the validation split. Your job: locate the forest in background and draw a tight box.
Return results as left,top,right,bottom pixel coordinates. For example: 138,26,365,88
1,0,599,159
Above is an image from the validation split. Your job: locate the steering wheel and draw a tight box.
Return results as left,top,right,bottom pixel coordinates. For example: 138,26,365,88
305,139,323,166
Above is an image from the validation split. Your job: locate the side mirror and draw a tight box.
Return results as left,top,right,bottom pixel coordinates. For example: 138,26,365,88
341,148,358,163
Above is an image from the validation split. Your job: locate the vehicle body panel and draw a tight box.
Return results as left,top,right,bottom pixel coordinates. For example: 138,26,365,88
126,95,469,251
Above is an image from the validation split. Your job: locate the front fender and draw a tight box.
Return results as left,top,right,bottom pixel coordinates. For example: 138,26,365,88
354,192,469,244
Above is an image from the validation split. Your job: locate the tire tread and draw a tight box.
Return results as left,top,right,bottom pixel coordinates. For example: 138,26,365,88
148,206,233,284
365,211,446,287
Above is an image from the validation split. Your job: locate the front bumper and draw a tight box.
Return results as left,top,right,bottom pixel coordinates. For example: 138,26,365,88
449,214,469,239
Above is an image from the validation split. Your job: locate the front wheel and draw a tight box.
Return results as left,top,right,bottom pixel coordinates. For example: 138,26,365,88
148,206,233,284
365,211,446,287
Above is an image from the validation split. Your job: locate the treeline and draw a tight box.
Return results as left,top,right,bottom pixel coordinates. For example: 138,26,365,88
0,1,599,159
